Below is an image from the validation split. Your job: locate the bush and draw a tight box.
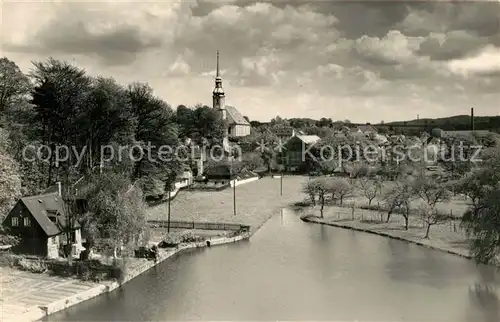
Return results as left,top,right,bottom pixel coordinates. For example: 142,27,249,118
178,231,204,243
0,253,17,267
49,260,75,277
159,233,181,248
16,257,48,273
111,258,128,283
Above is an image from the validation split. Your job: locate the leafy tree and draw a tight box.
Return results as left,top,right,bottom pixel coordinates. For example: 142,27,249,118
0,129,22,220
0,57,31,113
128,83,181,193
240,152,264,171
78,77,137,173
461,185,500,264
81,171,148,256
30,58,92,187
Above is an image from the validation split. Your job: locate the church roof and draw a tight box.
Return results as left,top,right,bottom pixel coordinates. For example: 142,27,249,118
226,106,250,126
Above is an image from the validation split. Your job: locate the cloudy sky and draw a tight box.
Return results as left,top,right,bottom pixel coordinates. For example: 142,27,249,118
2,0,499,123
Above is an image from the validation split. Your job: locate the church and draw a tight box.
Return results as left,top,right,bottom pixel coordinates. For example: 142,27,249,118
212,51,251,138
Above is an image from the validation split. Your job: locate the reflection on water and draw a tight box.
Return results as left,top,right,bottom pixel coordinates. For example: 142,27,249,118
467,283,500,322
45,208,500,322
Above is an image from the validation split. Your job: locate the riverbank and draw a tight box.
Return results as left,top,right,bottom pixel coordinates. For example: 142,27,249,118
300,205,472,259
3,176,309,322
4,232,251,322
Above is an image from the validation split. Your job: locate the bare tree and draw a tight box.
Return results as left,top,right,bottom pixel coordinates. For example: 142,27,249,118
315,178,331,218
358,176,381,207
383,176,414,228
302,179,319,206
413,175,451,238
329,178,353,205
302,178,331,217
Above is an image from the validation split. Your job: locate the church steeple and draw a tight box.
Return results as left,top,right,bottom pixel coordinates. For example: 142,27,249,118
213,50,226,120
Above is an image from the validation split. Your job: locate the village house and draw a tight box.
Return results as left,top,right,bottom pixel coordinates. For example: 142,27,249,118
2,182,84,259
274,127,305,142
351,124,378,135
279,134,321,173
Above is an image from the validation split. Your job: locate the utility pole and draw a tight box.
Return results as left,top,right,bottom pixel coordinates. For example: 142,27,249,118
280,173,283,196
167,189,171,233
233,175,236,216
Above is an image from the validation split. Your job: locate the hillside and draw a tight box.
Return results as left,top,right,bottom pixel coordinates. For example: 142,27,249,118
374,114,500,135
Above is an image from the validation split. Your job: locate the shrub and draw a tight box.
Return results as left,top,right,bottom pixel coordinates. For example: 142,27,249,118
0,253,17,267
48,260,74,277
111,258,128,283
76,261,91,281
159,233,181,248
178,231,204,243
16,257,47,273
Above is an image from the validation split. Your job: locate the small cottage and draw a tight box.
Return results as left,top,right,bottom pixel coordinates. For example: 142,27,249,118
2,183,84,259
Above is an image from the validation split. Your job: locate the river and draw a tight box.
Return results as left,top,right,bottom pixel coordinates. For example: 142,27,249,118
45,209,500,321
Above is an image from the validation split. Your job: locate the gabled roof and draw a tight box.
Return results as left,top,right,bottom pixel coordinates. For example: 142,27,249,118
225,106,250,126
295,135,320,144
442,130,491,140
17,192,82,237
358,125,378,133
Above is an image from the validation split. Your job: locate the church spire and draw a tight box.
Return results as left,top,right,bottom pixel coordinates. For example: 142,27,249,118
216,50,220,78
213,50,226,121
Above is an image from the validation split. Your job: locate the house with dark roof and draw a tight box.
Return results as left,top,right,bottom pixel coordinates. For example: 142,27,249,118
2,183,83,258
279,134,321,173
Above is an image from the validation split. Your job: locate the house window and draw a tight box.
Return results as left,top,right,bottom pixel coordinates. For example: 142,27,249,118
11,217,19,227
23,217,30,227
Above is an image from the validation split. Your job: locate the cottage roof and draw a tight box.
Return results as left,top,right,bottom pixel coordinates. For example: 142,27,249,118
295,135,320,144
358,125,377,133
206,163,235,179
226,106,250,126
17,192,80,237
442,130,491,140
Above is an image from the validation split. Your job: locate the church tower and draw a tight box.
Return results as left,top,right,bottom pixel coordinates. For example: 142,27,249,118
213,50,226,121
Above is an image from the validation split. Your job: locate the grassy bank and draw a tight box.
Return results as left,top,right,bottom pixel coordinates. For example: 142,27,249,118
147,176,309,232
300,205,471,258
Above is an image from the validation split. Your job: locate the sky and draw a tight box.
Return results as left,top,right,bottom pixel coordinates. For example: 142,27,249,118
1,0,499,123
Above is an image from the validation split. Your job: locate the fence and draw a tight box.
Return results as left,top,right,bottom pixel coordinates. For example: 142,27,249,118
147,220,250,232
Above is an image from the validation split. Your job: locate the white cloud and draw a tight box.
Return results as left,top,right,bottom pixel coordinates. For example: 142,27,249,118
447,45,500,76
1,1,499,122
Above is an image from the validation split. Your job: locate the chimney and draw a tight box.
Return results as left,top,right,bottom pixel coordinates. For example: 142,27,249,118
56,182,62,197
471,108,475,131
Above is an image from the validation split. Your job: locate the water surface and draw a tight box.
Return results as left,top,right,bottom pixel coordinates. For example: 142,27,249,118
46,209,500,321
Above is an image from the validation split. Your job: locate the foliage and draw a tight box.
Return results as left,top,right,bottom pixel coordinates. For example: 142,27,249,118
0,129,21,220
240,152,264,171
81,171,148,251
15,257,48,273
0,57,32,113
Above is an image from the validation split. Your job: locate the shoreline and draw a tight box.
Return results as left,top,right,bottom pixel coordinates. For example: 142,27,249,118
14,232,252,322
300,215,473,260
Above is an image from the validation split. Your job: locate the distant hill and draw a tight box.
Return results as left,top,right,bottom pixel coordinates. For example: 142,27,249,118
250,114,500,137
374,115,500,136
